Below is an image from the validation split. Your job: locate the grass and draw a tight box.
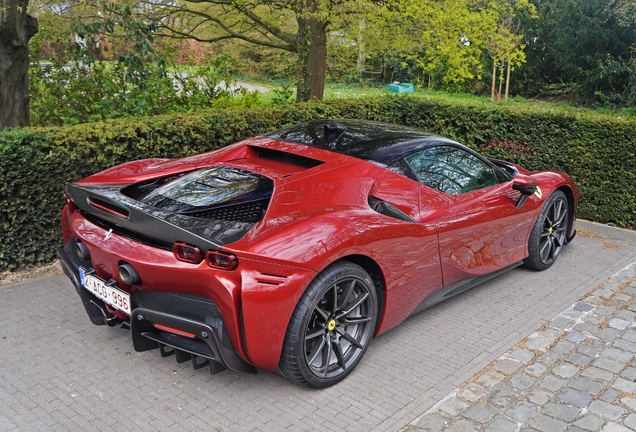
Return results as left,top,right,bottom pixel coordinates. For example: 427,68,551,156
238,81,636,120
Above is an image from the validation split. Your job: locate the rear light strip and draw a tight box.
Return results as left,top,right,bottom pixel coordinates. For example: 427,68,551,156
153,324,196,339
172,242,238,270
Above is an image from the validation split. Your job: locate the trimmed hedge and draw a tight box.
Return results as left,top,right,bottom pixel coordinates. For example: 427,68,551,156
1,97,635,272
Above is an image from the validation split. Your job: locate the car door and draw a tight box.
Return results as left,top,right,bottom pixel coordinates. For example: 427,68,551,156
406,144,536,288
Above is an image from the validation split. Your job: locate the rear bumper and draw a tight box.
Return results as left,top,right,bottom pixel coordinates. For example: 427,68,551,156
57,239,255,374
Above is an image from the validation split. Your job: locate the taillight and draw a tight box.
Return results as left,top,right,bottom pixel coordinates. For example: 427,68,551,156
63,190,77,212
172,242,203,264
205,250,238,271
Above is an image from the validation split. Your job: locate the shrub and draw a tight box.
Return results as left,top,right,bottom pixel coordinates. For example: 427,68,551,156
1,97,634,271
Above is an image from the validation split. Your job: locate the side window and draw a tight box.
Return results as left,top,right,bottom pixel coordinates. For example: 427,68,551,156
405,146,497,194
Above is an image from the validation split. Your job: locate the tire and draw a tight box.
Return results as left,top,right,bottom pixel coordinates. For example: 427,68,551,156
280,261,378,388
523,190,569,271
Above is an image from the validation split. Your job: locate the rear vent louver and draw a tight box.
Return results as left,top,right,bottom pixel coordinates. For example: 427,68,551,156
186,199,268,223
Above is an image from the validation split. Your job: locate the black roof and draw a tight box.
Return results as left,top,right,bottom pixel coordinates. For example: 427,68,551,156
260,120,454,165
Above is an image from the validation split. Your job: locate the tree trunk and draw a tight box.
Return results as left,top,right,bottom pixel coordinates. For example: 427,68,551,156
0,0,38,129
356,19,366,76
491,61,497,102
295,0,327,102
505,60,511,102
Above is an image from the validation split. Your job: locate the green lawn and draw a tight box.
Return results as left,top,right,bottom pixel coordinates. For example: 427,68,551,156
247,81,635,119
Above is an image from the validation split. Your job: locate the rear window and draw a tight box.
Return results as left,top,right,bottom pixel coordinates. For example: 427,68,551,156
122,166,273,223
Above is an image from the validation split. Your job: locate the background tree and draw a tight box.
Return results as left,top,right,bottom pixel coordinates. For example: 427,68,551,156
155,0,350,101
0,0,38,129
522,0,636,103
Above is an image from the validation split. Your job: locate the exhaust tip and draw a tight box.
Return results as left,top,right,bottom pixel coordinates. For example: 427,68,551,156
118,263,141,285
75,242,91,262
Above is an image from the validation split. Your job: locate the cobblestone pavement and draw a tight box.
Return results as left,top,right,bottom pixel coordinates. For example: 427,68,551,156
406,262,636,432
1,220,636,431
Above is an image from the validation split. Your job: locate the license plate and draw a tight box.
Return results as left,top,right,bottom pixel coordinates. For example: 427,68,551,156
79,268,131,315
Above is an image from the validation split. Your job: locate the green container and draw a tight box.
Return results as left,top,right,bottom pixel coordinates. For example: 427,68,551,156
387,83,415,93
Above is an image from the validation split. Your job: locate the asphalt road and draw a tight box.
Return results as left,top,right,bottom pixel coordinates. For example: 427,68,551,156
1,220,636,431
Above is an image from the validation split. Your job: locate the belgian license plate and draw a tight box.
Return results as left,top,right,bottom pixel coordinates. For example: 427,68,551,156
79,268,131,315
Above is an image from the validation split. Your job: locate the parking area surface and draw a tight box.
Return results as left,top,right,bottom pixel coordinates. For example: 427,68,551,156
1,220,636,431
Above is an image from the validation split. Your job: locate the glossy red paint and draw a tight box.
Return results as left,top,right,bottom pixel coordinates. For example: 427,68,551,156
59,121,579,380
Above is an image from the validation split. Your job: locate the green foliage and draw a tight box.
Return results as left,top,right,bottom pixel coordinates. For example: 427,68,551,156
1,97,634,271
271,83,296,105
29,3,244,126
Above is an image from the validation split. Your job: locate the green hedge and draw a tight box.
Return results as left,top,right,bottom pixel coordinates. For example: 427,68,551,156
1,97,635,272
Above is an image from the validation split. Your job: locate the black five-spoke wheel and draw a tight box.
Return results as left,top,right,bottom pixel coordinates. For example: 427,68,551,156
280,262,378,388
524,190,569,271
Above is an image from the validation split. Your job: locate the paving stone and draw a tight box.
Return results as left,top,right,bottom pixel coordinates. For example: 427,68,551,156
589,401,626,420
585,314,606,325
485,417,517,432
505,402,537,423
613,339,636,353
554,363,580,379
446,419,478,432
601,348,633,363
438,397,470,416
529,413,568,432
620,397,636,411
539,328,564,341
598,328,622,341
574,323,599,334
476,370,505,389
510,373,535,391
627,301,636,311
600,422,632,432
414,412,452,432
622,330,636,343
566,332,588,343
599,389,621,403
458,383,488,402
510,349,535,363
538,352,562,366
582,367,616,382
542,402,581,422
624,413,636,430
567,353,593,367
526,336,553,351
493,359,523,375
526,362,548,378
593,358,625,373
552,316,577,330
541,375,567,392
614,293,631,301
595,288,614,299
463,402,498,423
557,388,593,408
612,377,636,393
574,302,594,312
609,319,630,330
578,345,600,357
568,377,606,396
554,341,577,354
586,296,603,305
619,367,636,381
615,310,636,321
488,385,520,408
527,388,552,405
568,427,586,432
563,310,587,321
573,414,606,431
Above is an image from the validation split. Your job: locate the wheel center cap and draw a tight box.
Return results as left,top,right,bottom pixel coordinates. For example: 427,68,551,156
327,319,336,331
548,227,553,235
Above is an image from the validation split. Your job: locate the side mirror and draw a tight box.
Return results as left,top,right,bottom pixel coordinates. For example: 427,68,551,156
512,174,539,209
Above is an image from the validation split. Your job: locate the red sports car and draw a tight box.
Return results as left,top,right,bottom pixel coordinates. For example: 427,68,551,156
58,120,578,388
